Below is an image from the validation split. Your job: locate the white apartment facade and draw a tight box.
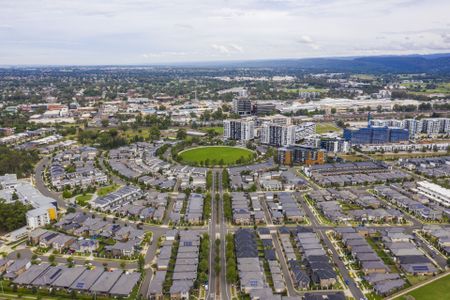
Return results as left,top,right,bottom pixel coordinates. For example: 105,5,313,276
223,119,255,141
260,123,296,146
370,118,450,137
26,205,57,230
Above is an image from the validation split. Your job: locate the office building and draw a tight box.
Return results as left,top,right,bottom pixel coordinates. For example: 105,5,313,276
278,145,325,166
260,123,296,146
344,126,409,145
232,98,252,116
223,119,255,141
254,102,276,115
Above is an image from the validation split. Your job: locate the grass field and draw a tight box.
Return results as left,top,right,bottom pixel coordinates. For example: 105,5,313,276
316,122,341,134
75,194,93,206
394,274,450,300
401,82,450,95
122,128,152,139
350,74,377,80
199,126,224,135
178,146,254,166
97,184,119,197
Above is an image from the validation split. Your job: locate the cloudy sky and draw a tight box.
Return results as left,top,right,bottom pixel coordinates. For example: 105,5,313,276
1,0,450,65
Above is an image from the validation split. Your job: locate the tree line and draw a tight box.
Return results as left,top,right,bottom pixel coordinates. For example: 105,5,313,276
0,146,40,178
0,199,33,232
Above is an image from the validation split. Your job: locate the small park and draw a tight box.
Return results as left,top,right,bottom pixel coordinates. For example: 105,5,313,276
177,146,255,167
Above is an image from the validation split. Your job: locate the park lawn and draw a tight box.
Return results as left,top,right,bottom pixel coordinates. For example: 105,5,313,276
75,194,93,206
395,274,450,300
97,184,120,197
200,126,224,135
316,122,341,134
178,146,254,166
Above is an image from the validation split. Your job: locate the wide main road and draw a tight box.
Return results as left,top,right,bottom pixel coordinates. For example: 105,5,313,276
217,170,230,300
207,171,218,300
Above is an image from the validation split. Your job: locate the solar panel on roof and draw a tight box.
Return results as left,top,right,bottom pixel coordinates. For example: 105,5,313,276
76,282,85,288
49,269,62,280
412,266,429,271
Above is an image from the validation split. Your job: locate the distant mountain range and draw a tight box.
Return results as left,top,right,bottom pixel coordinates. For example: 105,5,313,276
2,53,450,75
173,53,450,74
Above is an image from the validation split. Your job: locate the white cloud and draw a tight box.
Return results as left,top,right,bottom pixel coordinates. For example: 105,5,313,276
0,0,449,64
297,35,320,50
142,52,189,59
211,43,244,55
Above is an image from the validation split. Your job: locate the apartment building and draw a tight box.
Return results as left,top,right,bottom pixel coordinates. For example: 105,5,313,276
260,123,296,146
223,119,255,141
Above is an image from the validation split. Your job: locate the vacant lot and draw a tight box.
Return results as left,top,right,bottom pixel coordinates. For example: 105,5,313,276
97,184,119,197
316,122,342,134
178,146,254,166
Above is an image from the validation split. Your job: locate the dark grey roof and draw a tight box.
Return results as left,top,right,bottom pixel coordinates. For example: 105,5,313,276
13,263,50,285
70,268,104,290
264,249,277,261
398,255,431,265
89,269,123,293
52,266,86,288
32,265,67,286
110,272,140,296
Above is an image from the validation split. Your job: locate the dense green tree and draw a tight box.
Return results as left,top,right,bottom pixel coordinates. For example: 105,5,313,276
0,199,32,232
101,119,109,127
176,128,187,140
149,126,161,141
0,147,39,178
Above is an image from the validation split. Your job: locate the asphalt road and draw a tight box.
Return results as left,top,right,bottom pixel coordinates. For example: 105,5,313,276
271,232,298,296
34,156,66,209
207,171,218,300
141,229,165,298
217,170,230,300
260,191,298,296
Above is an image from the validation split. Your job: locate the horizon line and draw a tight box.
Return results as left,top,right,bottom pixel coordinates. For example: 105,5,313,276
0,52,449,68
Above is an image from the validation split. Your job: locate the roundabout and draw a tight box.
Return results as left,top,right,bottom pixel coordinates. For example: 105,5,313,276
177,146,255,166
